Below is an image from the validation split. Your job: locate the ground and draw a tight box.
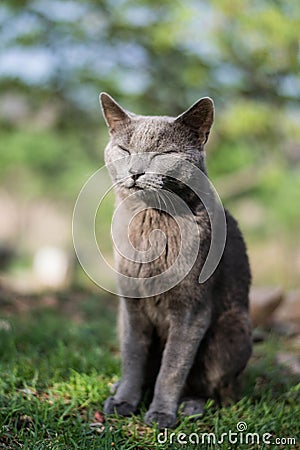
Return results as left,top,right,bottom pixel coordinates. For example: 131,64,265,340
0,290,299,449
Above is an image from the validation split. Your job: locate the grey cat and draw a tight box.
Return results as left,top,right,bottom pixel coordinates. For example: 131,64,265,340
99,93,252,429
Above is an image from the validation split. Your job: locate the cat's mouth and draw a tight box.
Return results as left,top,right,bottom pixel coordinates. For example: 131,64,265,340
122,174,164,191
124,177,143,190
121,175,194,198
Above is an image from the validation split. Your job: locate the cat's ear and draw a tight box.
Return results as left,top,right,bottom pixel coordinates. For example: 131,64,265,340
175,97,214,144
99,93,131,132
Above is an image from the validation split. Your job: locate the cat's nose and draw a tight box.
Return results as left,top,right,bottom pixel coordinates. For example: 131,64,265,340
131,173,143,182
125,168,145,188
128,168,145,179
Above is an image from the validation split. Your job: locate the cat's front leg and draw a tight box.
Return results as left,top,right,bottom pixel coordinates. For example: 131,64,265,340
145,305,210,428
104,298,152,417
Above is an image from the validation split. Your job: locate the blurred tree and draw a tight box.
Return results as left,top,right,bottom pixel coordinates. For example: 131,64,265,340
1,0,299,113
0,0,299,197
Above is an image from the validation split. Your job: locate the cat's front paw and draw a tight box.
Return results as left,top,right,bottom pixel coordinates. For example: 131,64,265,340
104,396,137,416
179,398,205,418
144,410,177,429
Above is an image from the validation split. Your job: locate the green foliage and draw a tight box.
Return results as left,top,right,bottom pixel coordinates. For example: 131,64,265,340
0,129,105,197
208,142,259,175
256,164,300,229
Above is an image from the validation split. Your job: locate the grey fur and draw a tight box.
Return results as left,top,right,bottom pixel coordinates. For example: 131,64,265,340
100,93,252,428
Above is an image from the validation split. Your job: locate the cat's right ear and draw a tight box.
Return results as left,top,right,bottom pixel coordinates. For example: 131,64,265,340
175,97,214,145
99,93,131,132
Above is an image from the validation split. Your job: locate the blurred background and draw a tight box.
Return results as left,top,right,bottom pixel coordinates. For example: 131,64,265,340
0,0,299,294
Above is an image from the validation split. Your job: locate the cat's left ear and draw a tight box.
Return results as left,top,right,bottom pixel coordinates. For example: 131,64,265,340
175,97,214,145
99,92,131,132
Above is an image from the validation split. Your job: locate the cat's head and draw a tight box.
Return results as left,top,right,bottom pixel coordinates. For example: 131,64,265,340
100,93,214,199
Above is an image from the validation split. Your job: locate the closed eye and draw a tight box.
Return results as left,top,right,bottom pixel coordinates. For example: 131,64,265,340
118,144,130,154
151,150,178,158
165,150,180,155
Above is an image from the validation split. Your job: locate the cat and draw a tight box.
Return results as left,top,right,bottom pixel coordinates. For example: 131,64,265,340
99,92,252,429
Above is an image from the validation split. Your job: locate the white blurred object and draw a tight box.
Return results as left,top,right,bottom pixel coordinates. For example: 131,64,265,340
33,246,69,289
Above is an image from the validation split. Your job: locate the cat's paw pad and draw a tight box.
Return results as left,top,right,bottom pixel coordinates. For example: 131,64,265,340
104,396,136,416
179,398,205,418
144,410,177,429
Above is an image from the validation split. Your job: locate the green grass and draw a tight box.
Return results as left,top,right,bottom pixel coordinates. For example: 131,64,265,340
0,292,299,449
